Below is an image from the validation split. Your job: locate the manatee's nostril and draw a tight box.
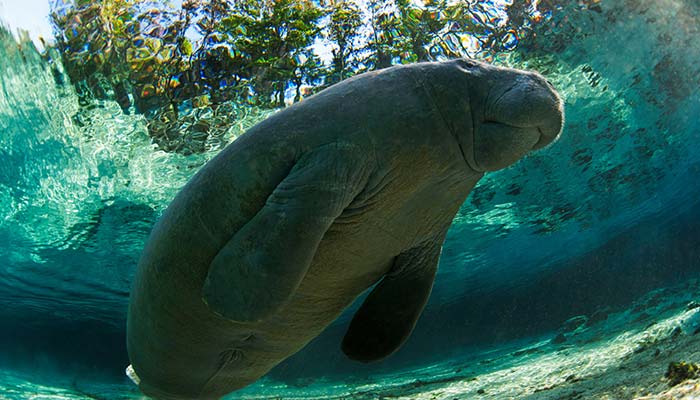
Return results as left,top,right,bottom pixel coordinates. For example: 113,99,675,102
461,58,477,68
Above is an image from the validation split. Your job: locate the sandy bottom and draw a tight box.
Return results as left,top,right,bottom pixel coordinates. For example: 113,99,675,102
2,279,699,400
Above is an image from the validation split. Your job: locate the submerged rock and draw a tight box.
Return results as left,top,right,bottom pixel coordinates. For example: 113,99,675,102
551,333,567,344
635,380,700,400
560,316,588,333
680,309,700,335
669,326,682,340
588,308,610,325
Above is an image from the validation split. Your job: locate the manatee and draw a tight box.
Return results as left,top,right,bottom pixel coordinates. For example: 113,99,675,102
127,58,564,399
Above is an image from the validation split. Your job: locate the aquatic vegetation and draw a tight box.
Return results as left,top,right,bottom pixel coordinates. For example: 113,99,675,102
666,362,700,387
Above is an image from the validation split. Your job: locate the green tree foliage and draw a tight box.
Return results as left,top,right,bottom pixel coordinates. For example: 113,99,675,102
362,0,409,70
127,5,196,114
290,49,324,102
324,0,363,83
48,0,554,154
395,0,447,62
220,0,324,107
51,0,551,113
393,0,546,61
50,0,146,109
185,0,256,104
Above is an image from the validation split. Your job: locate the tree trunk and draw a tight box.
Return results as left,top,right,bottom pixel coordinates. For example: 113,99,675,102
294,79,302,103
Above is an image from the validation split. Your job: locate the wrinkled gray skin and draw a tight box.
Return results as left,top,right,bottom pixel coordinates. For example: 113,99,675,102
127,59,564,399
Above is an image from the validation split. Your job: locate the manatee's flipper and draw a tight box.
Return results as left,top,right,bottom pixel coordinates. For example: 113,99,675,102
342,233,445,362
202,143,370,323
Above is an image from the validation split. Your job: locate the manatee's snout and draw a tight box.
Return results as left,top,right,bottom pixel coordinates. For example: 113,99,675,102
466,60,564,172
489,73,564,150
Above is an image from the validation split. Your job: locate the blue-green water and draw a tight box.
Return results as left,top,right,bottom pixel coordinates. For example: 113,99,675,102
1,0,700,399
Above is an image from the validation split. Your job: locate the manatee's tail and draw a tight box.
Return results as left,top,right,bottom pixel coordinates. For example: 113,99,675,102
125,364,141,385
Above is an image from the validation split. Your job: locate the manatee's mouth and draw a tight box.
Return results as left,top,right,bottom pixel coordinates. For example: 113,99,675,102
533,126,550,150
470,90,563,172
470,121,543,172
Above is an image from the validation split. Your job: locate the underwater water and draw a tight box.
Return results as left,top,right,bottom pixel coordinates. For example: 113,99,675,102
1,0,700,399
